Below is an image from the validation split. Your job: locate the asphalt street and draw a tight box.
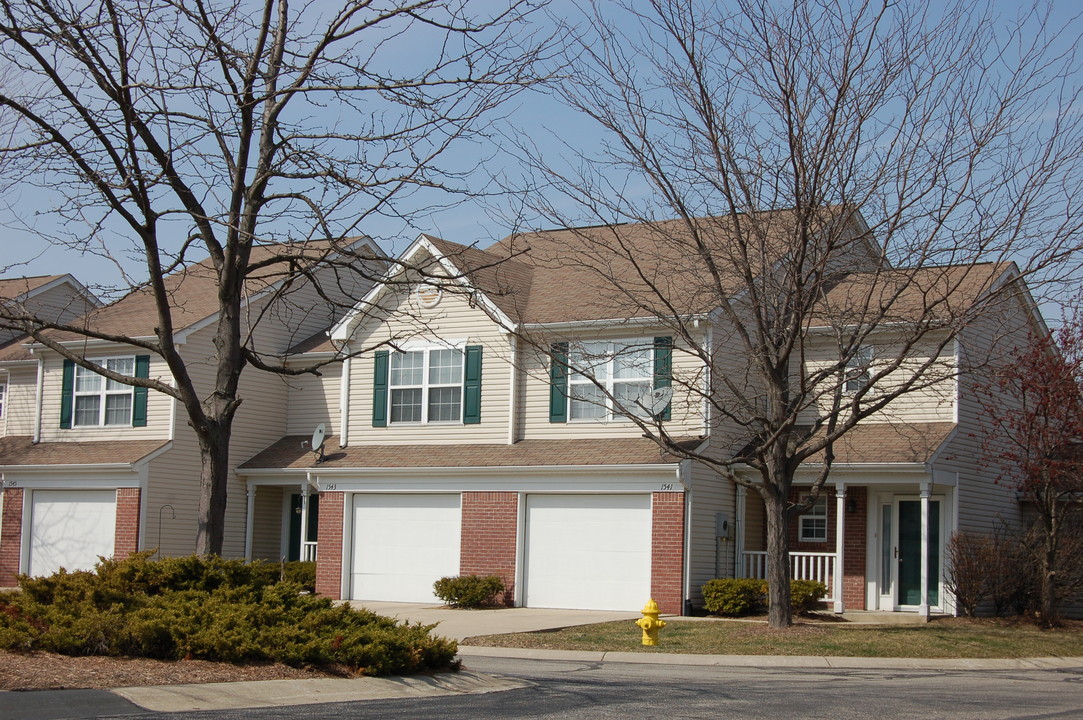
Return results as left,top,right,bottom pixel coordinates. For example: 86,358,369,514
6,656,1083,720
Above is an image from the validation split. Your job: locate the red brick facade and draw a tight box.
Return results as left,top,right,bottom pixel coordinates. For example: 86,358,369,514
113,488,141,560
650,491,685,615
460,491,518,605
789,486,868,610
314,492,345,599
0,488,24,587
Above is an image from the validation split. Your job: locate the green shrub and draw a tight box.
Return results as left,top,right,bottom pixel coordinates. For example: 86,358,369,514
0,554,456,675
790,580,828,613
701,578,767,615
282,561,317,593
432,575,505,608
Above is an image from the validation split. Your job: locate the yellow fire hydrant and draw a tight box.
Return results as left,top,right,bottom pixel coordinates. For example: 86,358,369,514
635,598,666,646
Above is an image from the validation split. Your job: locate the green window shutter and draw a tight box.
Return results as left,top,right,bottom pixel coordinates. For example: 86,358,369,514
653,336,673,421
463,345,483,424
60,359,74,429
548,342,568,423
372,350,389,427
132,355,150,427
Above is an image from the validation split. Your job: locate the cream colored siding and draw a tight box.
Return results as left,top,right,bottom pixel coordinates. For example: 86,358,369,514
285,362,341,436
1,365,38,437
519,331,706,441
348,287,512,445
799,333,956,425
687,455,736,603
37,349,172,442
251,486,285,561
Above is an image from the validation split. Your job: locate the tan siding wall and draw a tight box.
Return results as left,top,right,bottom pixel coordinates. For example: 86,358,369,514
285,362,341,436
799,332,956,425
37,349,172,442
251,486,285,561
347,287,513,445
687,457,736,604
1,365,37,437
519,330,707,441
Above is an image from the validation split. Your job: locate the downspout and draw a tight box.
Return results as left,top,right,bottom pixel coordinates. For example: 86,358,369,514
32,353,44,444
507,334,518,445
339,350,352,447
702,323,712,435
681,461,693,615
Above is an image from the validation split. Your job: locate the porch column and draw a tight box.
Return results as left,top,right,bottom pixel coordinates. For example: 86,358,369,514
919,482,931,617
299,484,311,562
735,486,747,577
834,483,846,614
244,485,255,562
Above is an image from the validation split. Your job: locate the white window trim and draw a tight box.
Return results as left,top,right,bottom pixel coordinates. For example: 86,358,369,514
0,372,6,419
567,338,654,423
844,346,873,394
388,345,465,425
73,356,136,428
798,496,828,542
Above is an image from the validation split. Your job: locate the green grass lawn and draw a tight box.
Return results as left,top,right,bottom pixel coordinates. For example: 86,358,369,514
462,617,1083,658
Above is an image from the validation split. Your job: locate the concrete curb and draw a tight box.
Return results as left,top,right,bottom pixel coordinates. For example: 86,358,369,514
110,670,529,713
455,645,1083,671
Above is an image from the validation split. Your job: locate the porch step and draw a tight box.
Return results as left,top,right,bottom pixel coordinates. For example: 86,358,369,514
834,611,943,625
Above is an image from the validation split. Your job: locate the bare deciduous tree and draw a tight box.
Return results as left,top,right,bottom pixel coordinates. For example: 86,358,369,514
503,0,1083,627
0,0,553,555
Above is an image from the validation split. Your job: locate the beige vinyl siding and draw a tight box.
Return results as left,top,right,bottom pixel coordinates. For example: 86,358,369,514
347,286,513,445
251,485,285,561
37,349,172,442
934,288,1034,536
285,361,341,436
798,332,956,425
1,365,38,437
519,330,707,441
687,455,737,604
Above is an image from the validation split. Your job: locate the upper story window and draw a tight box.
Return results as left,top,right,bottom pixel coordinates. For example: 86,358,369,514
844,346,873,394
568,340,654,420
389,347,463,423
372,344,482,427
74,357,135,426
798,496,828,542
0,376,6,419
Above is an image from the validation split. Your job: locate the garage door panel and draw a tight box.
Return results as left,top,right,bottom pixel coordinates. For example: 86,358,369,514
351,494,460,603
29,490,116,577
525,494,651,611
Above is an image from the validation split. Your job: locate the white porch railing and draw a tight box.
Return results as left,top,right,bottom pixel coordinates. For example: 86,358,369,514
301,541,318,562
741,551,836,603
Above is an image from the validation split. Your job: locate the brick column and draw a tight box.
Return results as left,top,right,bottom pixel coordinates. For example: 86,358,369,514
460,491,518,606
0,488,24,587
842,487,868,610
650,491,685,615
114,488,141,560
315,492,345,599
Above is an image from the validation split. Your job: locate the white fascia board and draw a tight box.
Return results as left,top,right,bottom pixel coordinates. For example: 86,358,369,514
522,314,709,333
0,464,142,489
330,233,517,342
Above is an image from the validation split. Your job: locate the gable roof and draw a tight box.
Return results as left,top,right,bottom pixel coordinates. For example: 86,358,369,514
0,275,66,299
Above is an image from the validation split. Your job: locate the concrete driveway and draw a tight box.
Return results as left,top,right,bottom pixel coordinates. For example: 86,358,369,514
349,601,641,641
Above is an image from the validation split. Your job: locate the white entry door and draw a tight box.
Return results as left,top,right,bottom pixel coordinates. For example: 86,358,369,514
523,494,652,611
29,489,117,577
350,493,461,603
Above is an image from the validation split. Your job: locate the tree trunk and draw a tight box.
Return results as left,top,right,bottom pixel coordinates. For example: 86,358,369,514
763,492,793,628
194,428,231,556
1039,503,1059,627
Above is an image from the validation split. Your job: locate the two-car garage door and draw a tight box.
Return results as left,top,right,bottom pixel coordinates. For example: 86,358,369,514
348,492,653,611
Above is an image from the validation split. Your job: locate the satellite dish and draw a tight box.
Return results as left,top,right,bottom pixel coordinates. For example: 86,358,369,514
646,387,673,416
311,423,326,463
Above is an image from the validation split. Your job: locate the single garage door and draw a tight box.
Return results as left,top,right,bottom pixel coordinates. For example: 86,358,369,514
350,493,461,602
29,489,117,577
524,494,652,611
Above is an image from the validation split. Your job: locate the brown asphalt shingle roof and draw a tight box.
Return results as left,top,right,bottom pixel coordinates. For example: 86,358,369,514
0,337,33,362
0,275,65,299
239,435,704,470
0,436,169,467
798,422,955,465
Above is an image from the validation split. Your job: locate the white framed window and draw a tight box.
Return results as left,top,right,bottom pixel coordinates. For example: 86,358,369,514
389,347,463,423
798,496,828,542
567,340,654,421
844,346,873,394
73,357,135,427
0,376,6,419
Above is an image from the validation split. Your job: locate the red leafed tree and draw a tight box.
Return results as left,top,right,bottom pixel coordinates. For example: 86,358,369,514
978,322,1083,625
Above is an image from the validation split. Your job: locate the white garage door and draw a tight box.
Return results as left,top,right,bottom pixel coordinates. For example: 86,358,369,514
350,493,461,603
524,494,652,611
29,489,117,577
